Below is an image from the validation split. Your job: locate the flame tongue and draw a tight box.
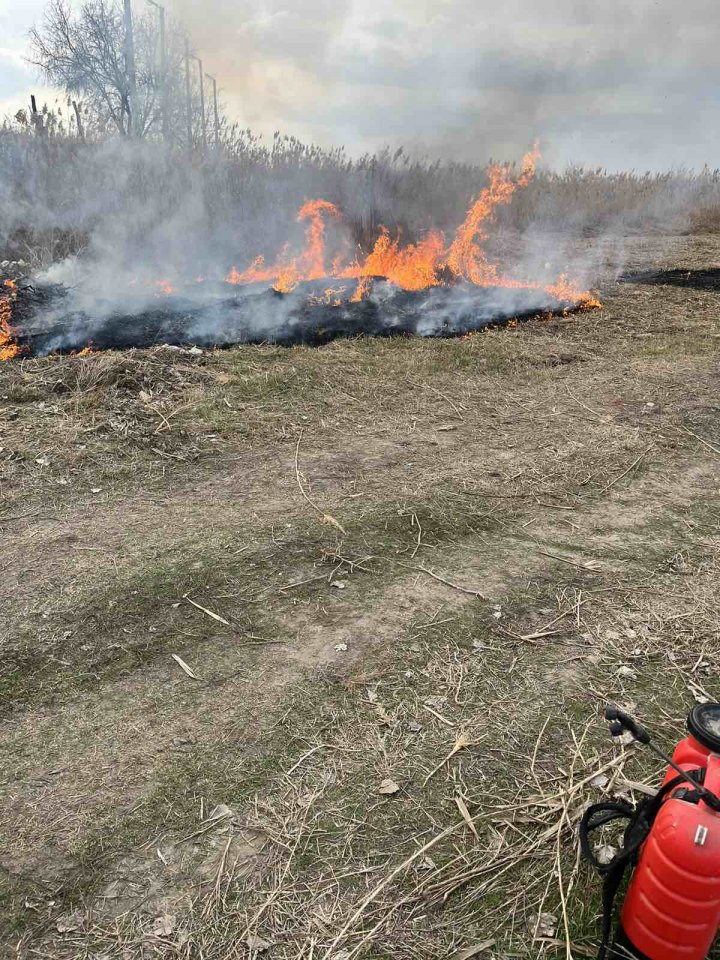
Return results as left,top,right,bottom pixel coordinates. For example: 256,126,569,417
226,200,342,294
342,229,446,291
0,280,20,361
0,145,598,363
224,143,592,303
296,199,341,281
446,144,540,285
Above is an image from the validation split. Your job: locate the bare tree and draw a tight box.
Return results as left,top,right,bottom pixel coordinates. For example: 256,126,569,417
28,0,207,144
30,0,135,136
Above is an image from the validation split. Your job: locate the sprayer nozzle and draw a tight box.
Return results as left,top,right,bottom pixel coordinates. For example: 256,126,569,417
604,704,651,745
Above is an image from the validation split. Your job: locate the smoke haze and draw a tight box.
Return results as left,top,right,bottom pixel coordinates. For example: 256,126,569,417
2,0,718,170
166,0,720,170
3,0,720,352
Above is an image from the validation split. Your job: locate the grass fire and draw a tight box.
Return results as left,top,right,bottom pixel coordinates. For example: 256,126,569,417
0,279,20,360
2,2,720,960
1,146,599,360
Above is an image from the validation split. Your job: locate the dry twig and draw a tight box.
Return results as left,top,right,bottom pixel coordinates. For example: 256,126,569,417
294,430,346,535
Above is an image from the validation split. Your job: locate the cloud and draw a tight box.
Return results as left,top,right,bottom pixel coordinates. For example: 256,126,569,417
161,0,719,169
0,0,47,108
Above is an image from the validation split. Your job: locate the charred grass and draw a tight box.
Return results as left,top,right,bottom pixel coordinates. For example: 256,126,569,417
3,236,720,958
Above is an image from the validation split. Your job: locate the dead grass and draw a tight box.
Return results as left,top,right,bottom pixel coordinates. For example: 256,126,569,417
3,130,720,280
2,235,720,959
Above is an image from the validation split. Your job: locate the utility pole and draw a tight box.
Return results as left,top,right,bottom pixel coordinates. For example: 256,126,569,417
191,55,207,151
147,0,167,142
206,73,220,149
184,37,193,152
123,0,139,137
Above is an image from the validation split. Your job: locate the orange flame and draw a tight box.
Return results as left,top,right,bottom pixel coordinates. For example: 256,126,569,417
308,285,347,307
0,280,20,361
446,144,540,285
350,277,372,303
342,229,446,291
224,144,595,304
0,146,598,363
227,199,342,293
296,199,342,280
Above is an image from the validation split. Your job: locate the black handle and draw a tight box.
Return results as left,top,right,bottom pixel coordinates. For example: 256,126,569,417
603,704,720,810
605,704,651,745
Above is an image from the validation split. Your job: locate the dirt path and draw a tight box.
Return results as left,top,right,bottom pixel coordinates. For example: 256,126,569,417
2,236,720,958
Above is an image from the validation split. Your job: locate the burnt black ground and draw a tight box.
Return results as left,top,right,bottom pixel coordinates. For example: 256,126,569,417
14,277,576,356
619,267,720,291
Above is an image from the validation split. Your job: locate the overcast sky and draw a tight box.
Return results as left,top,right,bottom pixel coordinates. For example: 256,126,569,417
2,0,719,170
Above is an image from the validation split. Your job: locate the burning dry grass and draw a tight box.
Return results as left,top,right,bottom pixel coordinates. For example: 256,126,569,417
221,145,575,301
2,235,720,958
2,129,720,279
0,279,19,360
0,143,597,363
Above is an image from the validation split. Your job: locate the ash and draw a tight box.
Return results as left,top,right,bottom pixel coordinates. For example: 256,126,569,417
14,277,576,357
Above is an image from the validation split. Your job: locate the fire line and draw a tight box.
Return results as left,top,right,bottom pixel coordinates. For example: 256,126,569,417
0,146,602,362
0,280,20,361
223,144,594,306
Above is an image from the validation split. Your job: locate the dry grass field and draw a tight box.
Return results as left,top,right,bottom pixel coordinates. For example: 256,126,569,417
2,234,720,959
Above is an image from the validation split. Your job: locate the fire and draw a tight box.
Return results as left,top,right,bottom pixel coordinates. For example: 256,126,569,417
308,285,347,307
297,199,342,280
226,199,342,293
224,144,594,303
0,279,20,361
350,277,372,303
0,146,600,363
343,229,446,291
446,144,540,285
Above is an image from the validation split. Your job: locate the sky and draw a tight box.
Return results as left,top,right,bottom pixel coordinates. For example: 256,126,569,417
2,0,720,170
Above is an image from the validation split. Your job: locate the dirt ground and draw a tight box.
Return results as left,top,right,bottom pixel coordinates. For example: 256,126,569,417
2,235,720,959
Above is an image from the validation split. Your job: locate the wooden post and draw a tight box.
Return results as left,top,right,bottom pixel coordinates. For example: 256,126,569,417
206,73,220,149
158,4,167,141
147,0,168,142
194,56,207,151
72,101,85,140
184,38,193,152
30,95,45,137
123,0,139,137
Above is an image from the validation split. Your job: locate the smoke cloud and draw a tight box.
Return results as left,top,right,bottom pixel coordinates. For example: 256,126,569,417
4,1,718,169
2,0,719,353
165,0,720,171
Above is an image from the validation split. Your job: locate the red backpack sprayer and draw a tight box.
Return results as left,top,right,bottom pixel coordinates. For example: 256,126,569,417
581,704,720,959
